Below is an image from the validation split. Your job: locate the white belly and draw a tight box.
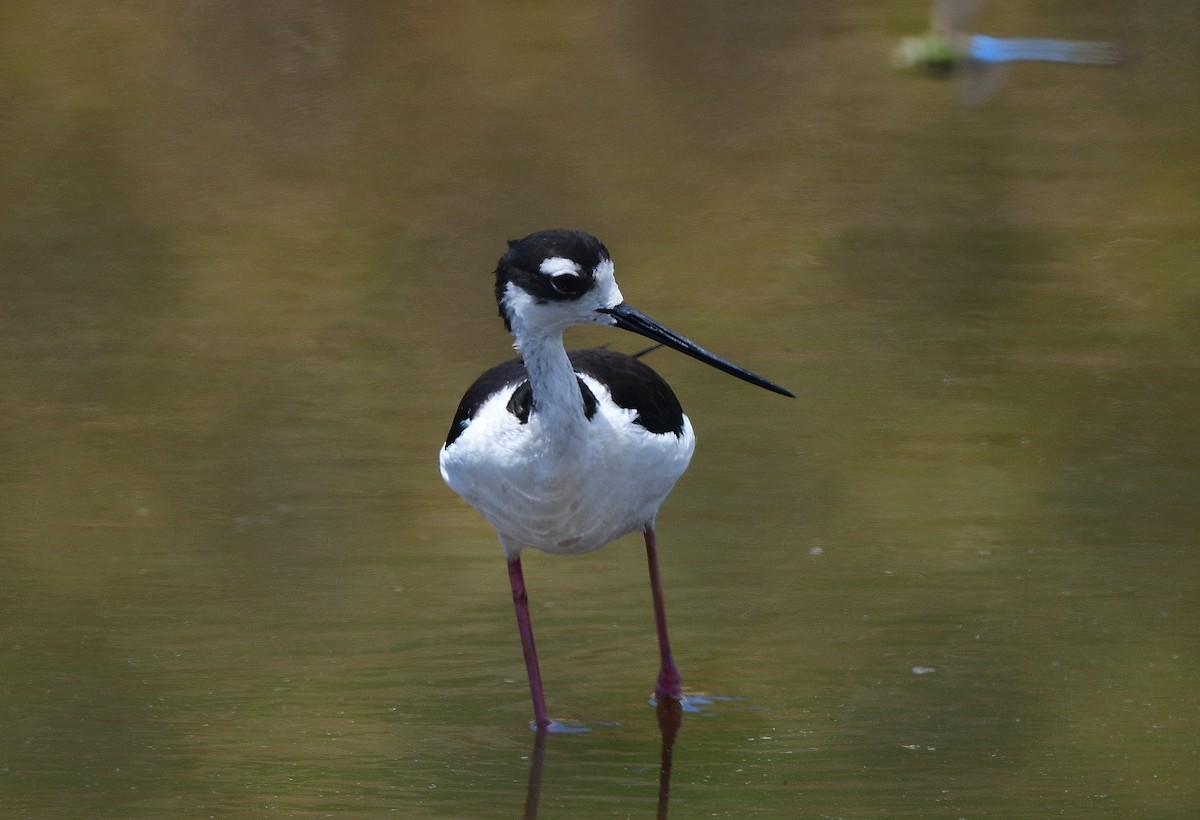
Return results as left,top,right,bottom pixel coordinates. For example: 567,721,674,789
440,382,695,556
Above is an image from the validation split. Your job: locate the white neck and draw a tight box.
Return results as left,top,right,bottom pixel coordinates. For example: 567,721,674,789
514,331,589,437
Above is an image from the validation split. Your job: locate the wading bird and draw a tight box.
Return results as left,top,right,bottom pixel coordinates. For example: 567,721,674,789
439,230,792,731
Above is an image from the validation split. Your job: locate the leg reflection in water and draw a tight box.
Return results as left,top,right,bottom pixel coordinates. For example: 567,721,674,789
521,729,547,820
521,698,685,819
654,697,683,819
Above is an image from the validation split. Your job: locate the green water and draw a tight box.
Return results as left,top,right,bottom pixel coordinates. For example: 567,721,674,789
2,2,1198,816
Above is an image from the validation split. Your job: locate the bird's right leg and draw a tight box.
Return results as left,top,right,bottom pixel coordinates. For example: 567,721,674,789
507,553,550,730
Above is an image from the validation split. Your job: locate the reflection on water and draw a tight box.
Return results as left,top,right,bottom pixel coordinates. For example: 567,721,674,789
522,729,548,820
653,700,682,820
2,0,1199,816
523,698,682,819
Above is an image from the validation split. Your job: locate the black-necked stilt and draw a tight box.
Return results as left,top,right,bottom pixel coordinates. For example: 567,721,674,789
439,229,792,731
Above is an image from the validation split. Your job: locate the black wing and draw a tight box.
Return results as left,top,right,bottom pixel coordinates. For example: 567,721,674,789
443,356,602,447
568,348,685,436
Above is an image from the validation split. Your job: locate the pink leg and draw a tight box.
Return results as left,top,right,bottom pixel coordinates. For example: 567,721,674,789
645,527,682,700
508,555,550,730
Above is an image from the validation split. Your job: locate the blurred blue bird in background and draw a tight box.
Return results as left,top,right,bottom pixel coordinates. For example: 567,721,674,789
894,0,1120,104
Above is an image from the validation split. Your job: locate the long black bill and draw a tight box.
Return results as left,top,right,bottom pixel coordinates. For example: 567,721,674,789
600,303,795,398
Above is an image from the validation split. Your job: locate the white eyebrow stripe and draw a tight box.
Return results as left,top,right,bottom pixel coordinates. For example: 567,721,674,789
539,256,581,277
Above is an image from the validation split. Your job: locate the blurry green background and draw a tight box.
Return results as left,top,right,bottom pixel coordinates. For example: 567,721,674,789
2,1,1197,816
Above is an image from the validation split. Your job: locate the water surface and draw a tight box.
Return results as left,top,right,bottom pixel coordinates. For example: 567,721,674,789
2,1,1198,816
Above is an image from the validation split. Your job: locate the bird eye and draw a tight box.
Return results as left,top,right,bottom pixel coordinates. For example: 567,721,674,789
550,273,585,296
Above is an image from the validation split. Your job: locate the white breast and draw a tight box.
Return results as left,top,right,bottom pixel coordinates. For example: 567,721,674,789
439,375,696,557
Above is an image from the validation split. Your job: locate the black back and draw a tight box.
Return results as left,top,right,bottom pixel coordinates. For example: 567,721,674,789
569,349,685,436
444,348,686,447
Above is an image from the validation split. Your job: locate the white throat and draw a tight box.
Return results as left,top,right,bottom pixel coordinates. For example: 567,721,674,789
516,329,588,435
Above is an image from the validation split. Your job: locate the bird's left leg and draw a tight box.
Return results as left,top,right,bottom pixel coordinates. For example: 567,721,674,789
644,525,682,700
